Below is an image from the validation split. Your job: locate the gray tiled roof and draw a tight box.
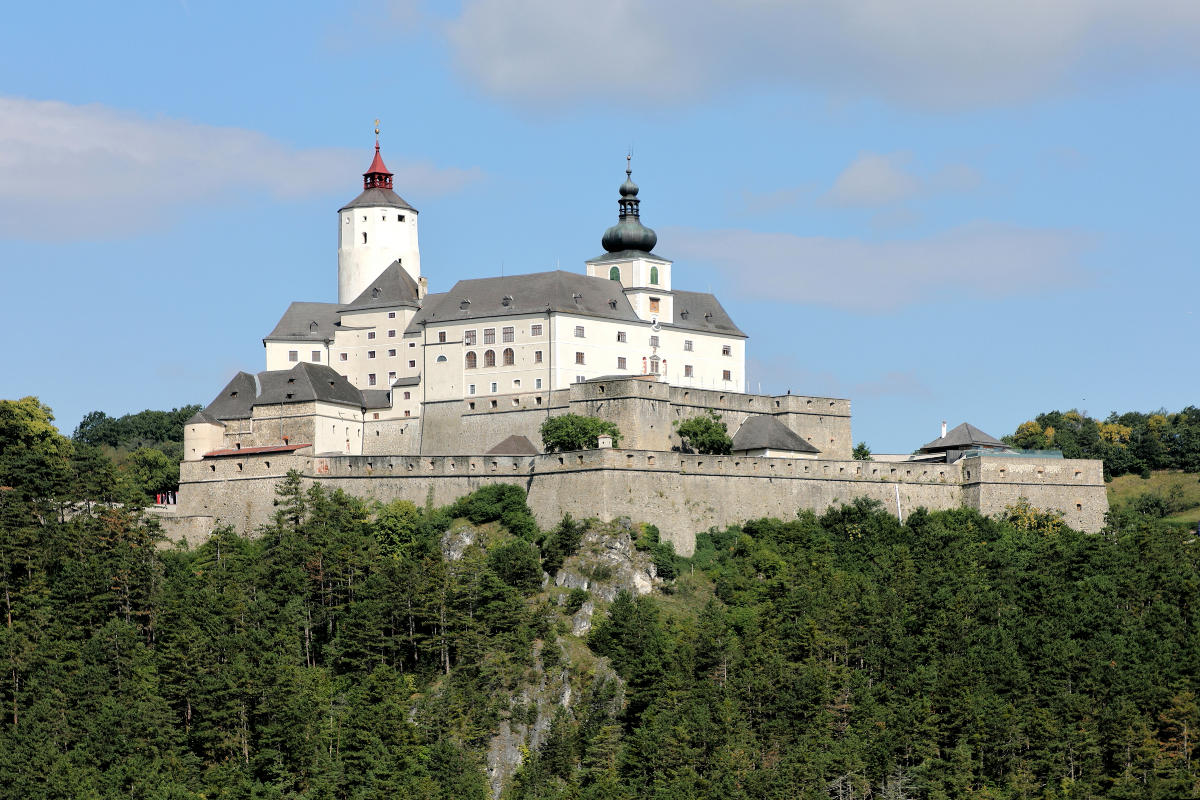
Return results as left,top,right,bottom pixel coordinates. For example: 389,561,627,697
732,415,820,454
404,291,448,334
264,301,342,342
343,260,421,311
413,271,642,325
919,422,1006,453
669,290,745,337
199,372,258,421
361,389,393,409
257,363,364,406
587,249,672,264
486,434,539,455
338,187,417,212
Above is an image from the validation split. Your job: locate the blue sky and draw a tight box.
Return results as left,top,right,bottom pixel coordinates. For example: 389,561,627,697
1,0,1197,453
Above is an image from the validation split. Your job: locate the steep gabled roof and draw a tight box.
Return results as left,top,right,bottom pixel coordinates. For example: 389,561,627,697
199,372,258,421
257,362,363,407
343,260,421,311
486,434,539,455
732,415,820,454
919,422,1006,453
418,271,640,325
264,301,342,342
669,290,745,337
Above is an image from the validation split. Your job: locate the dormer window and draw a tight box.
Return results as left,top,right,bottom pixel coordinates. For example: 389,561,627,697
680,309,689,320
460,298,471,310
372,287,381,298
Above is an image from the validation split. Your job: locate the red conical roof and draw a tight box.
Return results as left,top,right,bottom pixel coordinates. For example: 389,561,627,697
363,140,393,190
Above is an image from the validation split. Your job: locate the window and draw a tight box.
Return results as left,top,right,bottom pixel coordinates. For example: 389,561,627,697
484,350,496,367
288,350,298,362
399,214,405,222
649,356,660,375
684,339,694,352
649,265,659,284
404,410,411,417
649,297,660,313
408,360,416,368
723,370,731,381
438,331,447,343
403,391,411,400
684,365,694,377
362,232,367,244
484,328,496,344
388,371,397,382
367,331,376,340
513,379,521,388
409,341,415,347
576,375,585,383
616,331,627,343
531,323,543,336
502,326,515,343
465,329,477,346
503,348,515,366
368,373,377,386
388,348,396,357
339,352,348,361
465,351,477,369
535,378,542,389
722,344,732,356
618,356,627,370
650,335,660,348
311,351,321,362
490,382,498,393
388,311,396,319
387,329,396,337
574,325,585,338
436,355,447,363
468,384,476,395
609,266,620,281
368,350,376,359
575,351,585,365
534,350,543,363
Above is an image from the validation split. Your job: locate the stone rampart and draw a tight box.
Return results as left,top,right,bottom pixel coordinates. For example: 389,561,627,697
169,446,1107,556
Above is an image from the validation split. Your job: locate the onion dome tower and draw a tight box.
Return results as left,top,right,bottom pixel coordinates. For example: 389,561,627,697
601,155,658,254
337,122,421,304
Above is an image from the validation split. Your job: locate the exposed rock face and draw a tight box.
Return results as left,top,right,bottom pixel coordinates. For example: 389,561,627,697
571,601,596,637
553,521,658,602
441,520,476,561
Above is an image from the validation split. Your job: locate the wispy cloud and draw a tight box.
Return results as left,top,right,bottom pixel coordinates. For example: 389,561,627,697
825,152,922,207
0,97,483,240
664,221,1092,311
747,354,933,401
437,0,1200,110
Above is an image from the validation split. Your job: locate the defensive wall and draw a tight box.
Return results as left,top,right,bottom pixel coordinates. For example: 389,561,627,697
405,378,852,458
168,448,1106,555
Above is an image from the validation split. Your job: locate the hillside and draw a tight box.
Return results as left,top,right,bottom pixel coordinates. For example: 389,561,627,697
1107,470,1200,528
3,397,1200,798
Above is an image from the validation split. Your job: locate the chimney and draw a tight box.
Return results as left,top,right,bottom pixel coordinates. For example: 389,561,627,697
940,420,947,439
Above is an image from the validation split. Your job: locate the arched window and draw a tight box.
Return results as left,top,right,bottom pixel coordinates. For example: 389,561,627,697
649,265,659,285
609,266,620,281
362,232,368,244
484,349,496,367
436,355,448,363
465,351,477,369
502,348,515,366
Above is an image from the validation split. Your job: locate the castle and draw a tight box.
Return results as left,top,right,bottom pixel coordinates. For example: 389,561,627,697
169,138,1108,553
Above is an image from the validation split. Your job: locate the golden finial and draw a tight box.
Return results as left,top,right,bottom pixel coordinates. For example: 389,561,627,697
374,118,381,136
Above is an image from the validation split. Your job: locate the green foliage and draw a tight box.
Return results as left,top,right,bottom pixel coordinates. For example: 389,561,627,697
449,483,539,539
673,410,732,455
540,513,586,576
539,414,621,453
852,440,872,460
72,404,200,448
564,588,589,615
633,523,677,580
1006,406,1200,479
487,540,543,593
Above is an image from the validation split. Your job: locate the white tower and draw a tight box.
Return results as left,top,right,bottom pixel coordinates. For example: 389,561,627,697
337,133,421,304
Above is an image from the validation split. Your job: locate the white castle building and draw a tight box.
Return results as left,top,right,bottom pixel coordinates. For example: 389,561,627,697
176,137,1107,551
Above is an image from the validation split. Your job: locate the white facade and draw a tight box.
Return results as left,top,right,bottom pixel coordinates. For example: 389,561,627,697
337,206,420,303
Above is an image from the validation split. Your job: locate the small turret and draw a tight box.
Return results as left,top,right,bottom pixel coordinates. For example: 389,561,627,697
601,155,658,254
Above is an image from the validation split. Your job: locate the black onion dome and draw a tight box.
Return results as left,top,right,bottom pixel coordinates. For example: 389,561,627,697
601,158,657,254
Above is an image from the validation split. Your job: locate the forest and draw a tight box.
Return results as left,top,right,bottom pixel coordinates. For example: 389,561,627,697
1005,407,1200,480
2,397,1199,798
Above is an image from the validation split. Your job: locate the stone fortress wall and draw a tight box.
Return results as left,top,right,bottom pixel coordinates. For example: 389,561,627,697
171,446,1107,556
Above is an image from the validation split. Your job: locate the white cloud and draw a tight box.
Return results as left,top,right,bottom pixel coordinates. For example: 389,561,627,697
0,97,482,239
663,221,1091,311
826,152,921,207
439,0,1200,109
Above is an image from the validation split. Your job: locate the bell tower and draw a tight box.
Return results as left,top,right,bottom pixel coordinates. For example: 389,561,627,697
337,122,421,303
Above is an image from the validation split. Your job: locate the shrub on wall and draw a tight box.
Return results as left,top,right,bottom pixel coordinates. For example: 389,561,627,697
539,414,621,453
674,410,732,455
